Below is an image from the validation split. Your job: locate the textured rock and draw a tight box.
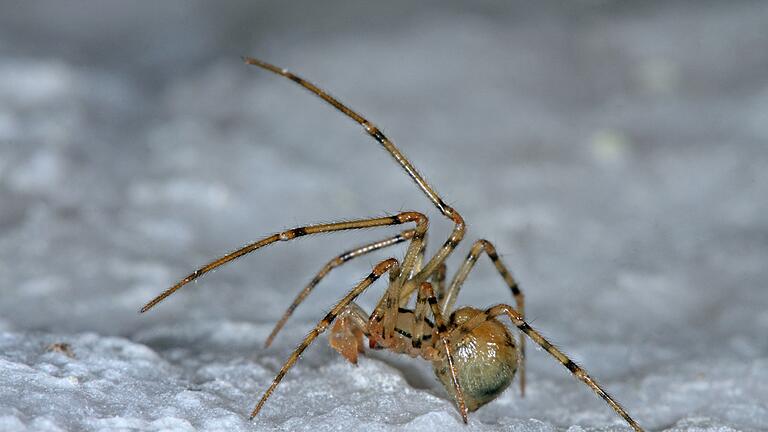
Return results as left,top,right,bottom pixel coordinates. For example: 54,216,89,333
1,2,767,431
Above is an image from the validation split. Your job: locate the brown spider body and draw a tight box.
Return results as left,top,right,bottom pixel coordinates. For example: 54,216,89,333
140,57,645,432
330,304,518,412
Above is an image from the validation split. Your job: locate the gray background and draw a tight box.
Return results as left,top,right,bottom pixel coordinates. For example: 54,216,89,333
1,1,767,431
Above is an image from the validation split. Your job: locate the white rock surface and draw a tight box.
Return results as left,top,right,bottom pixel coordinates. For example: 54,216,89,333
1,2,767,431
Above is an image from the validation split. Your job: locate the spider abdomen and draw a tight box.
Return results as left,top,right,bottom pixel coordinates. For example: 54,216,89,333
433,307,518,411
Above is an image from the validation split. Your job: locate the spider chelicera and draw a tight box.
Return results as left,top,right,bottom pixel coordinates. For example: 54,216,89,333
141,56,644,432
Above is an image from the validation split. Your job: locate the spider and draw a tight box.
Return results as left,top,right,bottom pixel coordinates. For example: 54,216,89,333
140,56,644,431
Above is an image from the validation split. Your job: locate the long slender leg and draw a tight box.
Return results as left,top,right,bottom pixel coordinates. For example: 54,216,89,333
409,274,445,351
242,57,459,223
394,232,428,308
140,212,426,313
420,282,469,423
410,233,427,278
440,239,526,395
264,229,416,348
448,305,644,432
380,261,403,341
243,57,467,292
250,258,400,419
395,233,427,309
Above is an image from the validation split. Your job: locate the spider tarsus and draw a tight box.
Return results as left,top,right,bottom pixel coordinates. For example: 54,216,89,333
250,397,268,420
139,299,157,313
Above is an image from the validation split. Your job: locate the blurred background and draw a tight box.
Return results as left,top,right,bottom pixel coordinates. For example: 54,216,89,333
1,1,767,430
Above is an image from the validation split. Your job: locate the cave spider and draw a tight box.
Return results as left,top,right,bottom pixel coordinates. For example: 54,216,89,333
140,56,644,431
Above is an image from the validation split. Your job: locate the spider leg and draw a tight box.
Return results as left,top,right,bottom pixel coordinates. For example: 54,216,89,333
242,57,459,223
140,212,427,313
395,232,427,308
391,232,427,312
441,239,526,396
242,56,467,304
264,229,416,348
411,233,427,278
250,258,400,419
380,258,404,341
398,235,446,306
420,282,469,423
449,305,644,432
414,212,465,282
410,280,433,350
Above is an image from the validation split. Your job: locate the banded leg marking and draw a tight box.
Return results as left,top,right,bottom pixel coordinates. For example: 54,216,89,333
433,262,447,302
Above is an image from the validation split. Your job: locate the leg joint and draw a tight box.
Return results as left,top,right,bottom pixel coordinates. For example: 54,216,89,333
372,258,399,277
396,211,428,228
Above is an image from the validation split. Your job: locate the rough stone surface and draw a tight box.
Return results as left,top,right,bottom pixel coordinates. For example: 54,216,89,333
1,2,767,431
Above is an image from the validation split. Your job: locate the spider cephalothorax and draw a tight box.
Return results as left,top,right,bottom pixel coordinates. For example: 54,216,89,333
141,57,644,432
